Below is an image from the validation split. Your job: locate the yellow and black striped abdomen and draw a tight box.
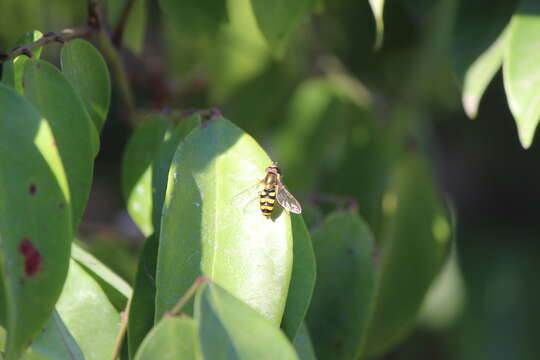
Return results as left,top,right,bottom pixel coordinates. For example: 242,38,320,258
260,187,277,218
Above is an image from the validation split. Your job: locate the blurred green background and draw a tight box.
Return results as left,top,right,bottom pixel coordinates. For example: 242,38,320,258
2,0,539,359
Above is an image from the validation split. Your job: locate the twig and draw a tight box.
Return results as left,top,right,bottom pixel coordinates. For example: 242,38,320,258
0,27,94,63
96,30,137,123
110,296,132,360
112,0,137,47
164,276,211,319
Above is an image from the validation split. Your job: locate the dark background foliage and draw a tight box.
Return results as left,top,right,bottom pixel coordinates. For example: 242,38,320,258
1,0,539,359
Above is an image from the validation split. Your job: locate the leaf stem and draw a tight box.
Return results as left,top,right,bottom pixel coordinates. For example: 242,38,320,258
95,29,137,124
165,276,211,318
112,0,137,47
110,296,132,360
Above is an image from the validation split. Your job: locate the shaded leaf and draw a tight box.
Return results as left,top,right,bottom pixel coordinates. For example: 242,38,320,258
29,310,85,360
128,234,159,358
134,317,198,360
368,0,385,50
71,243,132,311
0,84,71,360
56,260,120,360
452,0,517,118
156,118,293,325
503,0,540,148
293,323,317,360
23,59,99,229
122,115,201,236
122,116,169,236
281,215,316,340
362,153,452,357
60,39,111,132
196,283,298,359
306,211,375,360
250,0,315,56
150,116,201,231
158,0,227,38
1,30,43,93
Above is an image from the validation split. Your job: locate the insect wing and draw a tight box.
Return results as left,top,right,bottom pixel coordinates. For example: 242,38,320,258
276,184,302,214
231,182,262,213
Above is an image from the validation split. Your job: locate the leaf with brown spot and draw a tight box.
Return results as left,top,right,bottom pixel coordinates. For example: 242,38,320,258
0,84,72,360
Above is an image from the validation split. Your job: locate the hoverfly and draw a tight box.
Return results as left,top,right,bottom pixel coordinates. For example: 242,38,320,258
232,162,302,218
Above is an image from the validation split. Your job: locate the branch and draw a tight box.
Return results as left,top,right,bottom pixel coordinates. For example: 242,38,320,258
112,0,137,47
0,27,94,63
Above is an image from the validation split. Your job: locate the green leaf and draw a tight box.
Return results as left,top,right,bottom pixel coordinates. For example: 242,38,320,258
452,0,517,118
196,283,298,359
107,0,147,54
281,215,316,340
71,243,132,311
158,0,227,38
274,78,355,194
503,0,540,148
151,116,201,231
368,0,385,50
306,211,375,360
0,84,72,360
293,323,317,360
156,118,293,325
1,30,43,93
362,153,452,357
462,28,507,119
134,317,198,360
60,39,111,132
122,116,169,236
23,59,99,229
128,234,159,358
56,260,120,360
28,310,85,360
250,0,315,56
122,115,201,236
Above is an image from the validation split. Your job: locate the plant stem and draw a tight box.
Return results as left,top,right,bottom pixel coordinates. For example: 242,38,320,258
110,296,132,360
0,27,95,63
112,0,137,47
165,276,211,318
96,30,137,124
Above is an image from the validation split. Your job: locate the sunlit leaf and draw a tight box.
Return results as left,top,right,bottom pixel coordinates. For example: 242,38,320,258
128,234,159,358
452,0,517,118
134,316,198,360
60,39,111,132
306,211,375,360
0,84,71,360
281,215,316,340
503,0,540,148
56,260,120,360
156,118,293,325
196,283,298,359
1,30,43,94
122,115,200,236
71,243,132,311
23,59,99,230
368,0,385,50
362,153,452,357
122,116,169,236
